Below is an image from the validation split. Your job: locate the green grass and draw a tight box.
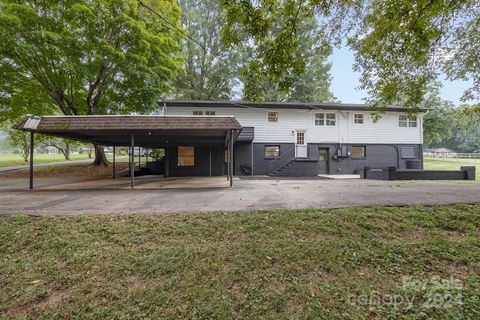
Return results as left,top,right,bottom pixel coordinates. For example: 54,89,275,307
424,157,480,180
0,154,127,167
1,205,479,319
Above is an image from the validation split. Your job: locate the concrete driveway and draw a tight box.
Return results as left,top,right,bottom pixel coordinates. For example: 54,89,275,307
1,176,479,215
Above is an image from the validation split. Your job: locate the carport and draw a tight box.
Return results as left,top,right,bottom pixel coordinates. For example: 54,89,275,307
16,115,241,189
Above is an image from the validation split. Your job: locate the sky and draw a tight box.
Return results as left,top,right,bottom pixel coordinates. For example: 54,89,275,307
329,46,473,105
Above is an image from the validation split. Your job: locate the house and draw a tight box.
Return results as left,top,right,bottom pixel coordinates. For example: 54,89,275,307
160,100,426,176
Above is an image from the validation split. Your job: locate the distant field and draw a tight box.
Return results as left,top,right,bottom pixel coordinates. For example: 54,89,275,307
424,157,480,180
0,153,126,168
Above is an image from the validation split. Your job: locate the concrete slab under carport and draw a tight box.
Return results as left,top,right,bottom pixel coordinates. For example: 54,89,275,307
1,177,480,215
34,176,230,190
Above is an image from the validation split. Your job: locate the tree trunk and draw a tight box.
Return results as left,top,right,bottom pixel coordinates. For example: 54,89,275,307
92,144,109,166
22,146,30,162
87,147,92,159
64,143,70,160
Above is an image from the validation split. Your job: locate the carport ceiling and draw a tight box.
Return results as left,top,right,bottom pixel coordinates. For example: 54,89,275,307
16,115,242,147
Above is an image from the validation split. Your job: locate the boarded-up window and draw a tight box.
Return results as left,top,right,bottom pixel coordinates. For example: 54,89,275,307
178,146,195,166
401,146,416,159
351,146,366,159
265,145,280,158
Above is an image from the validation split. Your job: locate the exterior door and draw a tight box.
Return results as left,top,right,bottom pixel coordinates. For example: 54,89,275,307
295,131,307,158
318,148,329,174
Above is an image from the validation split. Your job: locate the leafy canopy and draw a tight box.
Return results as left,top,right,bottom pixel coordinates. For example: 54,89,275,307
220,0,479,112
173,0,242,100
0,0,183,121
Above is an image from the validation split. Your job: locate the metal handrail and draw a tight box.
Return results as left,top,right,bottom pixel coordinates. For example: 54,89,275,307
269,146,296,173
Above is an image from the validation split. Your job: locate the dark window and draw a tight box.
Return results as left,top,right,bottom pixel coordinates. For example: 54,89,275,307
178,146,195,166
193,110,203,116
205,110,215,116
351,146,366,159
265,145,280,158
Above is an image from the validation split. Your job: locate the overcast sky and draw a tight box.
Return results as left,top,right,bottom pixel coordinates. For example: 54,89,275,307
329,46,473,105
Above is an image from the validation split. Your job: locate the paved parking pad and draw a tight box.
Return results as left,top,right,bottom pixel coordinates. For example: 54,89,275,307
0,176,479,215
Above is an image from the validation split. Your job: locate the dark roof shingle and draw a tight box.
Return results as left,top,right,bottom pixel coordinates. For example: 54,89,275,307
17,115,241,132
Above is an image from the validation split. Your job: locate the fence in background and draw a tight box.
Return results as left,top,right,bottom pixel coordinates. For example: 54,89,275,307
424,152,480,161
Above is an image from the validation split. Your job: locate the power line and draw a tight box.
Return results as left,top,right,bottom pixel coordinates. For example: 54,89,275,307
137,0,206,51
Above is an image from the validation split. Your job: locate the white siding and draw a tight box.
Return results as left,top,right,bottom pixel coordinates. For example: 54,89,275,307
165,107,423,144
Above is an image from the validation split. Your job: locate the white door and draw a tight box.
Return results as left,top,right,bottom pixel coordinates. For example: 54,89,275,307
295,131,307,158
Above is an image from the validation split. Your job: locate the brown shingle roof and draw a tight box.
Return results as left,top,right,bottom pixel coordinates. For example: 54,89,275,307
17,115,241,132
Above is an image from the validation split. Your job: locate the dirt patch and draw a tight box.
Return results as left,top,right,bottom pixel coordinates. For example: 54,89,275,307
0,163,129,179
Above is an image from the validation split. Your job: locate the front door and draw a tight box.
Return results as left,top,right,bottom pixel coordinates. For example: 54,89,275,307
295,131,307,158
318,148,329,174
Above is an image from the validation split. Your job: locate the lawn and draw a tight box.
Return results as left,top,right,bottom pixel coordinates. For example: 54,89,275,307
424,157,480,180
1,205,479,319
0,154,90,167
0,153,128,168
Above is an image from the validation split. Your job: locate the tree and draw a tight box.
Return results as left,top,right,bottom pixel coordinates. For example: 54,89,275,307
39,136,81,160
0,0,183,165
220,1,479,113
421,84,455,147
5,127,30,162
245,16,336,103
173,0,241,100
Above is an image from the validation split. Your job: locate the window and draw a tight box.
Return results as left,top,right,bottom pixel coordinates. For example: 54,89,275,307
351,146,366,159
265,145,280,158
399,115,417,127
326,113,336,126
408,116,417,127
296,132,305,145
205,110,215,116
177,146,194,166
354,113,364,124
315,113,336,126
267,111,278,122
224,148,229,163
193,110,203,116
315,113,325,126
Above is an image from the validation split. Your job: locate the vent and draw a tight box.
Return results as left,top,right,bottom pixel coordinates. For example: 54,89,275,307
401,146,416,159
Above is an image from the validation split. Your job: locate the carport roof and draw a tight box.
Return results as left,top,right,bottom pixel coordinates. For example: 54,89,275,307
16,115,241,147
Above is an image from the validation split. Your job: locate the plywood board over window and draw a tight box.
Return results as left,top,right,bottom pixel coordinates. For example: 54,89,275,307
351,146,366,159
265,145,280,158
178,146,195,166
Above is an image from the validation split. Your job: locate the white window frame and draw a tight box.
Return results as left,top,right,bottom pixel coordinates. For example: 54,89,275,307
399,115,417,128
314,113,325,126
314,112,336,126
267,111,278,123
326,113,336,126
354,113,364,124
